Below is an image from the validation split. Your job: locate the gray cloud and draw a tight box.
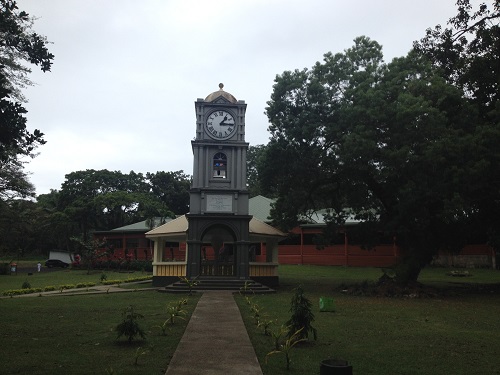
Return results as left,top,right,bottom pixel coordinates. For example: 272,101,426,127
18,0,462,195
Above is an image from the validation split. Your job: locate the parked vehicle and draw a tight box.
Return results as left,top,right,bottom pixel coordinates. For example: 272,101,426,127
45,259,69,268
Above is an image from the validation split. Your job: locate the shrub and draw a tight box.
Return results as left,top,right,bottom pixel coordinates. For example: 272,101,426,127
257,318,274,336
286,286,317,341
22,281,31,289
270,324,289,350
166,302,187,325
59,284,76,290
102,276,152,285
115,305,146,343
3,287,42,296
76,282,95,288
179,276,198,295
154,320,171,336
266,327,306,370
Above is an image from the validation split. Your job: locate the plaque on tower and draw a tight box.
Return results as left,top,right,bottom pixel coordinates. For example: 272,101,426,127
206,194,233,212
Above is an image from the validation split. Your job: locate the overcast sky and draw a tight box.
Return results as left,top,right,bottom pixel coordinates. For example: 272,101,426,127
18,0,463,196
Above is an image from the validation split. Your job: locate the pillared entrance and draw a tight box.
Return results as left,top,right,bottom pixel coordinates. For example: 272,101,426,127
200,225,236,277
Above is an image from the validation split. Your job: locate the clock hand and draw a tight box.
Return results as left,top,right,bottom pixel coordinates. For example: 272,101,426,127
219,115,235,126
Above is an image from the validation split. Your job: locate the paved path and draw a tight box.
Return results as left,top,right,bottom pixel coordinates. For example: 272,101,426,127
165,291,263,375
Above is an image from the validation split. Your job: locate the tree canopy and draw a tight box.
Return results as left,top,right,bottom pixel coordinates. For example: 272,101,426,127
0,169,191,256
247,144,268,197
414,0,499,109
414,0,500,251
0,0,54,198
54,169,190,241
260,1,499,283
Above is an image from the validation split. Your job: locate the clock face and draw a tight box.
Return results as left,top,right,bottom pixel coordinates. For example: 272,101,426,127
205,110,236,140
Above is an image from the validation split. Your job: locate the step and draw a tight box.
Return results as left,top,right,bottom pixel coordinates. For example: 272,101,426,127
159,278,275,294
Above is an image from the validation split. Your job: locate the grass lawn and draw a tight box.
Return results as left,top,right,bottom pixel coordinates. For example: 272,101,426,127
1,265,499,374
0,266,152,294
0,267,199,375
236,265,500,375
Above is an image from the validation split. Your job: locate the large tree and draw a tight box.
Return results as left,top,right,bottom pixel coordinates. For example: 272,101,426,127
262,34,488,283
414,0,499,109
146,171,190,215
0,0,53,199
414,0,500,251
247,144,268,198
36,189,77,251
0,0,53,160
0,155,34,199
3,169,191,256
57,169,174,240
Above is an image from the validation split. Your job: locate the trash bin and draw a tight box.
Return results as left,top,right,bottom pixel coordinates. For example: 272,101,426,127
319,297,335,312
320,359,353,375
10,263,17,275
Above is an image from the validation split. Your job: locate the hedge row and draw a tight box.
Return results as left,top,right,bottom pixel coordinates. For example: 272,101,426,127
3,282,96,297
101,275,152,285
3,275,153,297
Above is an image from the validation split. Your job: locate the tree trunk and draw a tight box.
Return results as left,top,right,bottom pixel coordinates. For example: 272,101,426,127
393,254,428,285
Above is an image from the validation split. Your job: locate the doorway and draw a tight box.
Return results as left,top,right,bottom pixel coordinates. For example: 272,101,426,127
200,225,236,277
200,243,235,276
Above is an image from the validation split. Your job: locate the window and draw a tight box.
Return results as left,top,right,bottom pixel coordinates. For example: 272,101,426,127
105,238,123,249
213,152,227,178
281,234,301,245
126,238,139,248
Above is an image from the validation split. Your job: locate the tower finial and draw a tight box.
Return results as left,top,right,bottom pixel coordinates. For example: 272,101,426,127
219,83,224,90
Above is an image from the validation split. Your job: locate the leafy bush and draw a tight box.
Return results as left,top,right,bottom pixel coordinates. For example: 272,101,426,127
286,286,317,341
4,277,144,297
59,284,76,290
257,318,274,336
166,303,187,325
3,288,43,296
266,327,306,370
22,281,31,289
179,277,199,295
101,276,152,285
115,305,146,343
76,282,95,288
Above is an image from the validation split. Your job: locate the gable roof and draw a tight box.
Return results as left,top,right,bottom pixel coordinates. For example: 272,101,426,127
98,217,174,233
145,214,286,241
249,195,274,222
146,215,189,240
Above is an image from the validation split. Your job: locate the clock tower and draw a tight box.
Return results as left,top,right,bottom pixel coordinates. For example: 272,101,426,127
185,84,251,280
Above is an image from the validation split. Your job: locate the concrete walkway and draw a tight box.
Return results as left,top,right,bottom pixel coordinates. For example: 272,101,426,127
165,291,263,375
